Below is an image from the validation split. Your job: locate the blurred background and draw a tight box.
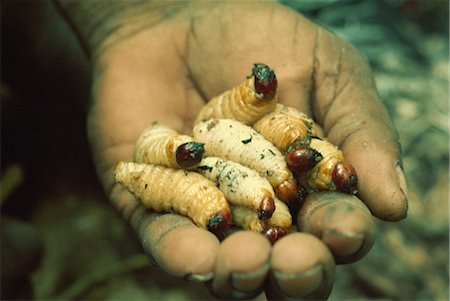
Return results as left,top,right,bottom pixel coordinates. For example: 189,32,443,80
1,0,448,300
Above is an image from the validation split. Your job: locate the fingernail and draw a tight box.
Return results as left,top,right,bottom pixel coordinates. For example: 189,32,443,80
273,265,323,297
231,263,270,292
185,272,213,282
322,229,364,258
395,162,408,200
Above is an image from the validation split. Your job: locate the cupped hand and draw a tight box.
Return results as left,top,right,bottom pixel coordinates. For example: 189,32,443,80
87,1,407,299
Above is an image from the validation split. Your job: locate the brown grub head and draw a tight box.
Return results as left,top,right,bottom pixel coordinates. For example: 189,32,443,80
274,179,298,206
332,161,358,194
207,209,231,240
286,146,323,174
176,142,205,168
258,195,275,220
251,63,277,100
262,226,287,245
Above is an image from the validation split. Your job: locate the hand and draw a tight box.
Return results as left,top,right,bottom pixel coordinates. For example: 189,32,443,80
60,1,408,299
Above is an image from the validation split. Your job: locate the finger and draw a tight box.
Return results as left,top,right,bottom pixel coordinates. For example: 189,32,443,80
310,27,408,221
297,192,376,264
112,184,220,280
266,233,335,300
209,231,271,299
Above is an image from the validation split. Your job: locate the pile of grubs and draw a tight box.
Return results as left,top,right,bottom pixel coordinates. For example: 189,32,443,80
114,63,358,244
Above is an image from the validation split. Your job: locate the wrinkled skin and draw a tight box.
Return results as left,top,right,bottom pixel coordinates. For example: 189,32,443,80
85,2,408,299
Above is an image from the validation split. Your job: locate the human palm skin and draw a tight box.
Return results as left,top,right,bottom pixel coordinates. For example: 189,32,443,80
56,1,408,299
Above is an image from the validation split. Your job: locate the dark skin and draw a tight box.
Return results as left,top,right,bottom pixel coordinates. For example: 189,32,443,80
57,1,408,299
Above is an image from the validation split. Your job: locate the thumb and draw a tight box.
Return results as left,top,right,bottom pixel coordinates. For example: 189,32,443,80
311,27,408,221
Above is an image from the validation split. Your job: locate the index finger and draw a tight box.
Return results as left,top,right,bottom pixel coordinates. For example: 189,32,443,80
310,26,408,221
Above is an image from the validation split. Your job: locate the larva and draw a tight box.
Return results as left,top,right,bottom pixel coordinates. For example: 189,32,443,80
194,63,278,126
193,119,298,204
134,123,205,169
253,104,314,150
297,137,358,194
272,104,319,133
196,156,276,220
114,161,231,237
231,198,292,244
253,104,323,174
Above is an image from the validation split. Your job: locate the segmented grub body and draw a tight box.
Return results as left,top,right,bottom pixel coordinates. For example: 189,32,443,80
298,138,344,191
232,198,291,231
253,104,314,151
274,104,320,135
231,198,291,243
114,161,231,232
194,78,277,126
196,157,275,219
193,119,297,202
134,124,204,168
194,63,278,126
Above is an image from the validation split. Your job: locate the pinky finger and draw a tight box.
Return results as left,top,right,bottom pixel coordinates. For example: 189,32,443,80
111,185,220,280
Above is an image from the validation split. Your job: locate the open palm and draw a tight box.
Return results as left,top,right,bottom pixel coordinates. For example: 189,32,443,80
86,2,407,299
